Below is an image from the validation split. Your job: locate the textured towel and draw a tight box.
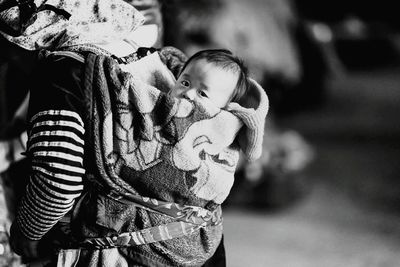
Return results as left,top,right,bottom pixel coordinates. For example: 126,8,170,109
83,50,268,206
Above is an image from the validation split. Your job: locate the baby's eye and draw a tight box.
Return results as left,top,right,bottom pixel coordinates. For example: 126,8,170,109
181,80,190,87
198,90,208,98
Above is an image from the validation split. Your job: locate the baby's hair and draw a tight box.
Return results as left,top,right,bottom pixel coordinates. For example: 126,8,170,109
180,49,250,103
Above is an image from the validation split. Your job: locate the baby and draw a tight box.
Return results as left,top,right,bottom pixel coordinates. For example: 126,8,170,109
171,49,249,108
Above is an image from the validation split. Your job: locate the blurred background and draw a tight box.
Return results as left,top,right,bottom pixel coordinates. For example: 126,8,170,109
1,0,400,266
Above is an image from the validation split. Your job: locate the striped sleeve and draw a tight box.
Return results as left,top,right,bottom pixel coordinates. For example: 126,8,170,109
15,110,85,240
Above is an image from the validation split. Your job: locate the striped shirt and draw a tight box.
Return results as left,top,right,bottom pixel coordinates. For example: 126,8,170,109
16,110,85,240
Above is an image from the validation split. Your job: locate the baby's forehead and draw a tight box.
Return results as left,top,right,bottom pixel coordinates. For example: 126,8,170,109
186,58,213,68
186,58,239,75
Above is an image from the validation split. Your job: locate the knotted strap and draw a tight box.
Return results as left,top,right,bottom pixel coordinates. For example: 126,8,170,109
78,190,222,249
106,190,222,226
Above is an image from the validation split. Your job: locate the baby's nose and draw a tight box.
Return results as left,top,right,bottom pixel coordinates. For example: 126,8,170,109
182,89,196,100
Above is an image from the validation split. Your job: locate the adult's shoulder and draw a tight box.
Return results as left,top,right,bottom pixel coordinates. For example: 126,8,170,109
28,51,87,119
36,50,86,82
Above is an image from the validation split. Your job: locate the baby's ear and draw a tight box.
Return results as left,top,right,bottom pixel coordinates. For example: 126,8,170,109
227,78,269,161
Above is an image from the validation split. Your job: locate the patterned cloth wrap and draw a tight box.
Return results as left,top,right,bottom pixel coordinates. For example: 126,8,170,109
0,0,144,50
56,47,269,266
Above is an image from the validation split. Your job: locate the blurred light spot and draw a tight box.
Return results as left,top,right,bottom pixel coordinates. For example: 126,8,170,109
311,23,333,43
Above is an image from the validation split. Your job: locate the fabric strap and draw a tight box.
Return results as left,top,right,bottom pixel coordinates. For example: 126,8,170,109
80,221,203,249
105,190,222,226
78,190,222,249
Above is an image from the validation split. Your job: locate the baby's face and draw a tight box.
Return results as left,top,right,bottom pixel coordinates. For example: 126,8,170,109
170,59,238,108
